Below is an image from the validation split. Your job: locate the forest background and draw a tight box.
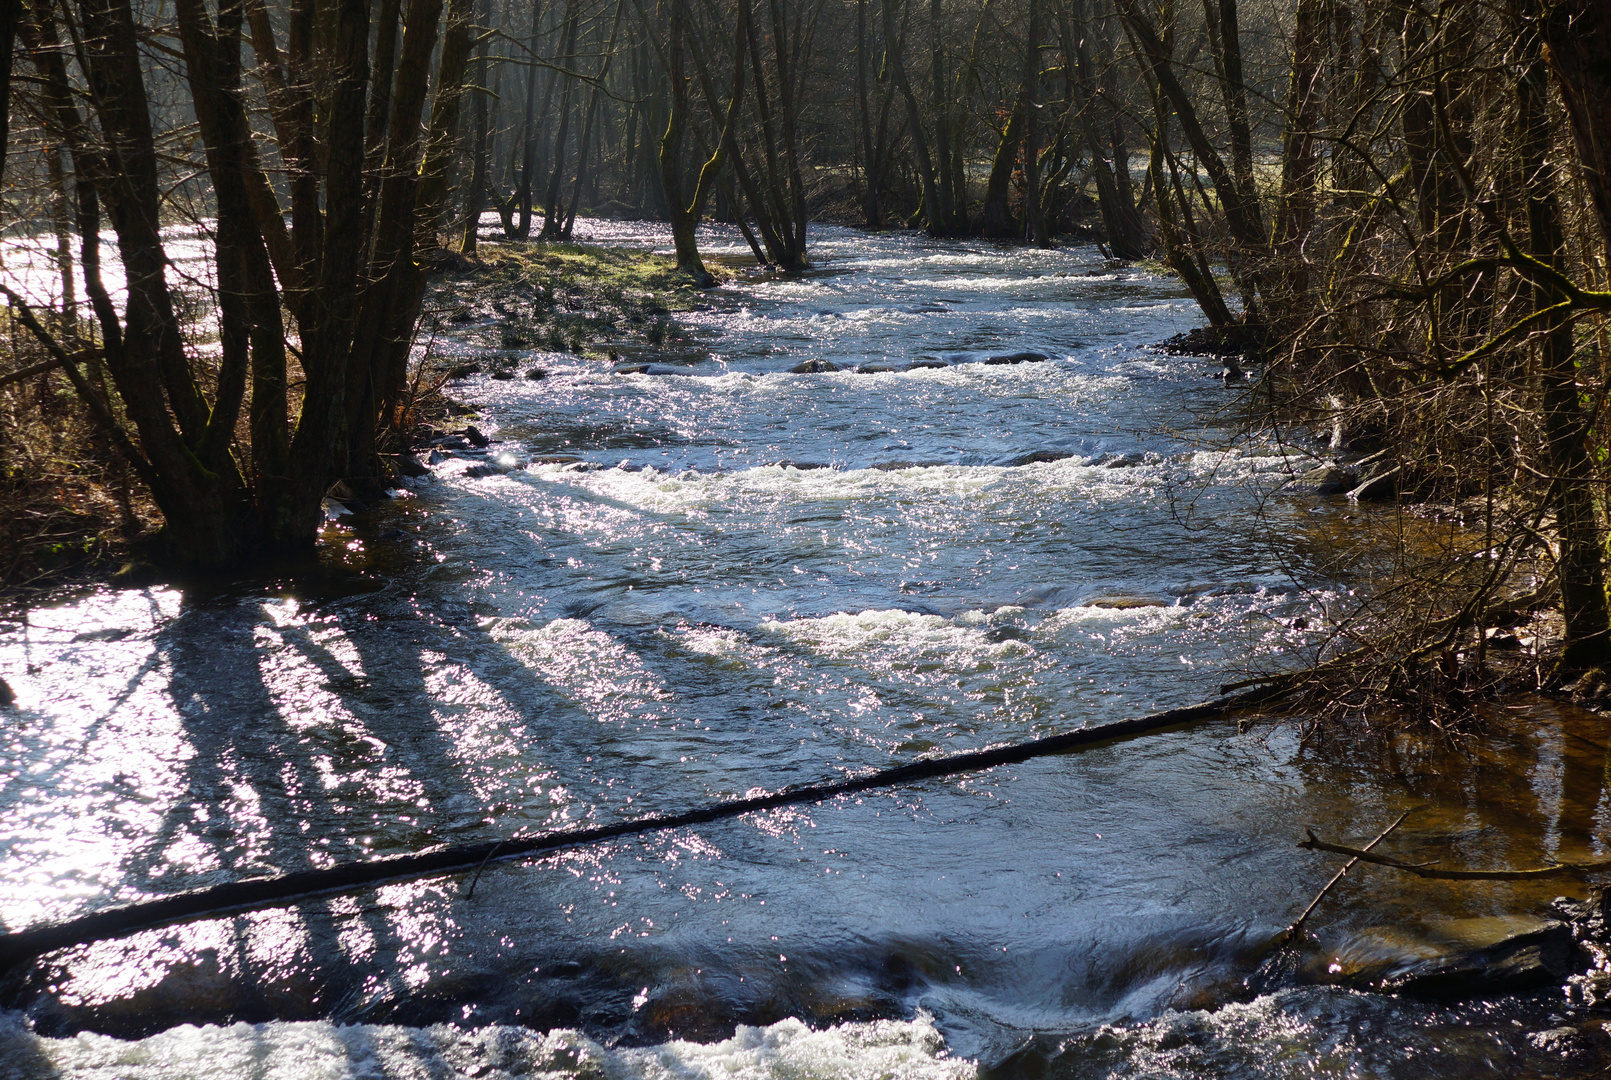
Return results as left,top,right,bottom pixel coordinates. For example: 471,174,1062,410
1,0,1610,713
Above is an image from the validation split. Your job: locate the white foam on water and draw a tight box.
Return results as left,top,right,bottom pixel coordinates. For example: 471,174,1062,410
0,1011,977,1080
759,609,1028,662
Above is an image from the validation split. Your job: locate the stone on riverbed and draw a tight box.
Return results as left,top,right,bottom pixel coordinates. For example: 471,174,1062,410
1082,596,1168,609
1349,464,1400,502
908,359,949,370
855,363,903,374
985,351,1050,365
870,460,950,471
789,359,841,373
612,363,701,376
390,453,431,477
1286,464,1357,495
1005,450,1075,466
1323,916,1579,999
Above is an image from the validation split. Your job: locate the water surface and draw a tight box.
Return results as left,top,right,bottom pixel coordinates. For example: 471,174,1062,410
1,223,1604,1078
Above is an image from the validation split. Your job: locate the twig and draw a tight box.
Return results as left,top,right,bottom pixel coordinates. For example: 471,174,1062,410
464,839,505,900
1297,829,1611,879
1282,810,1410,944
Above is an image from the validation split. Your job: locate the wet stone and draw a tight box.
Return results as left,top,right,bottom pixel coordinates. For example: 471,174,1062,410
1286,464,1357,495
984,351,1049,365
1349,469,1398,501
391,453,431,478
1082,597,1168,610
788,359,840,374
870,460,949,471
1528,1026,1596,1057
1328,917,1579,999
1005,450,1075,467
73,627,135,642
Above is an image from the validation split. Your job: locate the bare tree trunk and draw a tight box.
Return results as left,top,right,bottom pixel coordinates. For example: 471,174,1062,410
979,105,1022,238
856,0,881,225
539,0,581,238
1519,0,1611,670
1545,0,1611,266
461,0,493,254
1271,0,1323,322
882,0,942,234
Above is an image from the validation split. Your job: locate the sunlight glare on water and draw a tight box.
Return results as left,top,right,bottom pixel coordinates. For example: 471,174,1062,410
2,221,1607,1078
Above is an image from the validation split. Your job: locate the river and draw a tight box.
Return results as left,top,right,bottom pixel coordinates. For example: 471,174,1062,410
1,222,1607,1077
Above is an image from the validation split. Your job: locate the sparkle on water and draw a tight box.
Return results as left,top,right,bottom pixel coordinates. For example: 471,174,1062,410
2,220,1607,1078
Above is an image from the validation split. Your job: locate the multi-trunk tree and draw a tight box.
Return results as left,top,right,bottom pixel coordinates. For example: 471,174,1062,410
11,0,472,566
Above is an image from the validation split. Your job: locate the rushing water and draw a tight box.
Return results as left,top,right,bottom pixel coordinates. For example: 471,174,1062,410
2,223,1609,1077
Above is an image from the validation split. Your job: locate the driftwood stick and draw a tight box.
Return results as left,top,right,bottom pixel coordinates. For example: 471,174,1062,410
1282,811,1410,943
0,688,1281,973
1297,829,1611,880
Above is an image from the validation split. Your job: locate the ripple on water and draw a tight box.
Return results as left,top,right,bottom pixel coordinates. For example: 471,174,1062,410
1,221,1597,1078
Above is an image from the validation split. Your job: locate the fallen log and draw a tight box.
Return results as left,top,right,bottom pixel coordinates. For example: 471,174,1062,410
0,688,1279,973
1298,828,1611,880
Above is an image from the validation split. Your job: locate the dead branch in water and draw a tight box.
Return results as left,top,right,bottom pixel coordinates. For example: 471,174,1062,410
1282,811,1410,943
0,688,1282,973
1298,828,1611,880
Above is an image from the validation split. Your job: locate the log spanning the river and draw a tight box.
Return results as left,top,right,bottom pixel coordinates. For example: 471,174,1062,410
0,689,1278,972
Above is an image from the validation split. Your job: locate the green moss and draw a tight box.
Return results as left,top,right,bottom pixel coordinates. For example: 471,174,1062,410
424,240,708,366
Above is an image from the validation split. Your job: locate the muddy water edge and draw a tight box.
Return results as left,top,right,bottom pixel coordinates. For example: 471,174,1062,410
2,222,1610,1078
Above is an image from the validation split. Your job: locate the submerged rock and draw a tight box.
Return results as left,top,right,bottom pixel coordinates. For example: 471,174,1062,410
908,359,949,370
1323,916,1580,999
985,351,1050,365
1005,450,1075,466
1380,918,1578,998
855,363,903,374
870,460,949,471
1082,596,1168,610
789,359,840,373
0,677,12,705
612,363,701,376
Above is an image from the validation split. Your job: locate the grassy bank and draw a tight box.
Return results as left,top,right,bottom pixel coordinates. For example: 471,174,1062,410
413,241,709,387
